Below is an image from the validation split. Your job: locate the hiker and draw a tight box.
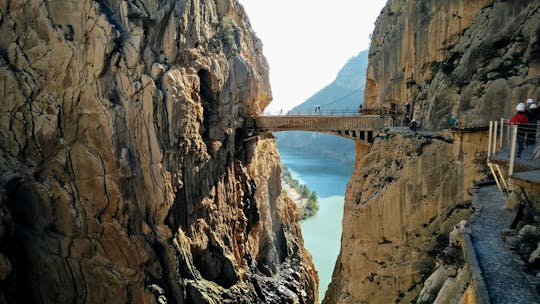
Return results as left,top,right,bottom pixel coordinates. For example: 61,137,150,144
507,103,529,158
449,116,456,128
409,119,418,132
526,103,539,146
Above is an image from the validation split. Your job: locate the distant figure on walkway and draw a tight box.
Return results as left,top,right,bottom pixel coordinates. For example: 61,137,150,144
409,119,418,132
507,102,529,158
358,104,363,114
449,115,456,128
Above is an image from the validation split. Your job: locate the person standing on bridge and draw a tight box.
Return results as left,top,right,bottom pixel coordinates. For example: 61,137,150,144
508,102,529,158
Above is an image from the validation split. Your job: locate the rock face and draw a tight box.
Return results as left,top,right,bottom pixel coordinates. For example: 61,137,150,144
0,1,316,303
325,1,540,303
364,0,540,129
325,131,486,303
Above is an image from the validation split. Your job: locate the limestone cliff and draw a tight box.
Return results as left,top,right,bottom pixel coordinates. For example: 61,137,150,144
325,1,540,303
325,131,487,303
364,0,540,129
0,0,316,303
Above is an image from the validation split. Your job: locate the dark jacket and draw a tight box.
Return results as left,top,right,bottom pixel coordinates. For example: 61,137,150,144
528,108,540,125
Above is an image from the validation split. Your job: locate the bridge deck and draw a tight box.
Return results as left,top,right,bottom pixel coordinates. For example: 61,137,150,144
248,115,387,143
253,115,385,132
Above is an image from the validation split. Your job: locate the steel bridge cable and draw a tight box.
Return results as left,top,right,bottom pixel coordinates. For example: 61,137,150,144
319,86,365,108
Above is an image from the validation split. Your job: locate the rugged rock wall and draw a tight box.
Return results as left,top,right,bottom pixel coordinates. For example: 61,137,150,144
326,1,540,303
365,0,540,129
0,1,316,303
325,131,487,303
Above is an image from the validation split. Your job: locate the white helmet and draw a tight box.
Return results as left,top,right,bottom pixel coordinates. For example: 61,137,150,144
516,103,526,111
527,98,534,104
530,104,537,109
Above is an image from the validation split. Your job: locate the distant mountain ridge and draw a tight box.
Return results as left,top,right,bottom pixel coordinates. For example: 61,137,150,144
276,49,369,164
289,49,368,114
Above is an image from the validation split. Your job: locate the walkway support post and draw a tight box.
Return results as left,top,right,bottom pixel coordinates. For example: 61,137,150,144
488,163,503,193
493,121,498,155
509,124,518,176
507,121,511,150
488,121,493,158
500,118,504,150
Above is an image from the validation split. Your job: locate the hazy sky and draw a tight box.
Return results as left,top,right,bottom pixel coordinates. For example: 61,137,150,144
238,0,388,113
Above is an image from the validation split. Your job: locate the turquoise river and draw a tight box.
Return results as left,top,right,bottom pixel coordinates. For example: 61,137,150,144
277,147,354,301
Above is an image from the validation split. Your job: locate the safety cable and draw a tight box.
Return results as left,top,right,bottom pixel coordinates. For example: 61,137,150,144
318,86,365,108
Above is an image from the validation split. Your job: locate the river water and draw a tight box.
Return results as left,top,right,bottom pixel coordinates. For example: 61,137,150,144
277,147,354,301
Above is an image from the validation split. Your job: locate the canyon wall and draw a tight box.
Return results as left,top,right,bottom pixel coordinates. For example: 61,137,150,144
0,0,316,303
364,0,540,129
326,0,540,303
325,131,487,303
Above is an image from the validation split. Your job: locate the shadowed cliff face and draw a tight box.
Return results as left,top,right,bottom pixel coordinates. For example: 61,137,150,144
364,0,540,129
0,0,316,303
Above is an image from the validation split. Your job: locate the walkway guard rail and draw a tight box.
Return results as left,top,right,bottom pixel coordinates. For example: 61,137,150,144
487,119,539,192
253,115,385,132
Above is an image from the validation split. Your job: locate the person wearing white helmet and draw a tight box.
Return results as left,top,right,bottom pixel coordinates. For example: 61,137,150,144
526,103,540,147
508,103,529,157
527,98,534,105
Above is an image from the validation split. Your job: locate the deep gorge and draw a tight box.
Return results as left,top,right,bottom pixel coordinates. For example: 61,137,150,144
1,0,540,303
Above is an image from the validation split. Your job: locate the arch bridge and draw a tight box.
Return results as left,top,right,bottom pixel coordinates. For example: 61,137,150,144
245,115,388,145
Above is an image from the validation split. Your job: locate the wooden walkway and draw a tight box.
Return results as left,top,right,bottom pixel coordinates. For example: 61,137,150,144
247,115,386,144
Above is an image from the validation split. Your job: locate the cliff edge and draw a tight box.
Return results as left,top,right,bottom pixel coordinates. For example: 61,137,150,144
325,1,540,303
0,0,316,303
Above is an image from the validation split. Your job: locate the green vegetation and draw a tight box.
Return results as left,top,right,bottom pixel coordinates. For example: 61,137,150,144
281,164,319,220
218,17,235,47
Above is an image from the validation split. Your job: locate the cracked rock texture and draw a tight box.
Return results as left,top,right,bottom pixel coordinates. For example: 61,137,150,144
325,131,487,303
0,0,316,303
323,1,540,303
364,0,540,129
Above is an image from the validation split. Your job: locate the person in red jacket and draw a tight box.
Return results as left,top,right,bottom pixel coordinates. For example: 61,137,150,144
508,102,529,157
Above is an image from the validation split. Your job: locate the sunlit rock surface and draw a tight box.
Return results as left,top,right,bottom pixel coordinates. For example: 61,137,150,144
325,132,486,303
0,0,316,303
364,0,540,129
325,1,540,303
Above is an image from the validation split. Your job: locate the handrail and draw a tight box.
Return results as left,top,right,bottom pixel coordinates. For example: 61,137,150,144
488,119,539,182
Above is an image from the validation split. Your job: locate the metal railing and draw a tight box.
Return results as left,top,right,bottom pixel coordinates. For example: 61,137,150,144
487,119,539,192
269,107,363,116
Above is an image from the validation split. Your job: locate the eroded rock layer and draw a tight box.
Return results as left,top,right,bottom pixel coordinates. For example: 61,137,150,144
0,1,316,303
325,131,487,303
364,0,540,129
326,1,540,303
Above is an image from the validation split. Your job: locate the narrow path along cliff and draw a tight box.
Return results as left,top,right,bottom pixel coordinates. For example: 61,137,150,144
470,185,540,303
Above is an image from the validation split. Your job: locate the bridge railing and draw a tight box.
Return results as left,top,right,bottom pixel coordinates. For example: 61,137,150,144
277,107,362,116
253,115,385,132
